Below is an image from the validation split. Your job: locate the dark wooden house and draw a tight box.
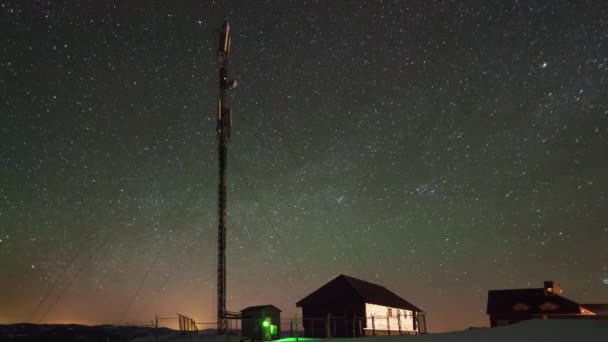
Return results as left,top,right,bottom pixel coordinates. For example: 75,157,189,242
487,280,608,327
240,305,281,341
296,274,425,337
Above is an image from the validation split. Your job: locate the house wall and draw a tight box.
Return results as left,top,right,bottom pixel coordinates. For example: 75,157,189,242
365,303,416,333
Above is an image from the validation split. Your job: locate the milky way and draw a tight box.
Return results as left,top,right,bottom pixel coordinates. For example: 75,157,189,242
1,0,607,332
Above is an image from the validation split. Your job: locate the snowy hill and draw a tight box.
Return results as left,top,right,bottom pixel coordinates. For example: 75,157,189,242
132,319,608,342
389,319,607,342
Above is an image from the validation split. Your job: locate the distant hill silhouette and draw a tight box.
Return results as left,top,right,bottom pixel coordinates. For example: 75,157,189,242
0,323,175,342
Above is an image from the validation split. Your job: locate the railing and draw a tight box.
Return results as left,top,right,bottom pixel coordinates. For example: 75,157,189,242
295,314,426,338
149,313,427,340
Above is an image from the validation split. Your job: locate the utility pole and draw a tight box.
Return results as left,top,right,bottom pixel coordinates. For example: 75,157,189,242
216,20,237,336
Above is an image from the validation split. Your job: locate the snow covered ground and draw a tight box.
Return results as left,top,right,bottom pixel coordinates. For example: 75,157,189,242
132,319,608,342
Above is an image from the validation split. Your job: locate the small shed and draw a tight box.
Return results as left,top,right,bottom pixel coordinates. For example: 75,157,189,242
241,305,281,341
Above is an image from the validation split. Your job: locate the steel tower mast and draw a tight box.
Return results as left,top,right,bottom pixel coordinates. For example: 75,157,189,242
216,20,237,335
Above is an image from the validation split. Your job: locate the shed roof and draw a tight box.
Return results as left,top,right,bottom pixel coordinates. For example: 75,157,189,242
296,274,422,312
241,305,282,313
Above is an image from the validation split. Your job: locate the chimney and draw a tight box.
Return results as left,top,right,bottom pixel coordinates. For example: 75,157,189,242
543,281,562,296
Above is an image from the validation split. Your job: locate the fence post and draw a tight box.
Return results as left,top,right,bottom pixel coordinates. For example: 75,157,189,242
387,314,391,336
351,314,356,337
326,314,331,338
333,317,337,337
397,312,402,335
155,315,159,342
311,318,314,338
371,315,375,336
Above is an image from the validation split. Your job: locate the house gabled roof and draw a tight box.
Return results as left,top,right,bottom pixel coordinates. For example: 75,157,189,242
487,288,581,315
296,274,422,312
241,305,282,313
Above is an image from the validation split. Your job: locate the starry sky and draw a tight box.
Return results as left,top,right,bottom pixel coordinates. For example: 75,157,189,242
1,0,607,333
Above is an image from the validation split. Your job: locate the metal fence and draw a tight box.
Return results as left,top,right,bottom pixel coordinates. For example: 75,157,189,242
168,314,424,338
295,313,426,338
150,313,427,340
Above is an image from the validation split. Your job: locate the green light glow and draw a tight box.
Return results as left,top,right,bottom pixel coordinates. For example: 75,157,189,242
262,320,270,328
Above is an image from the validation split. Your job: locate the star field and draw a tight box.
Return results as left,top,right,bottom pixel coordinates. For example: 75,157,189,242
1,0,607,332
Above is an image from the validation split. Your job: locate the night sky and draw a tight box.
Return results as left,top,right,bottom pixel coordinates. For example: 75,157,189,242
1,0,608,333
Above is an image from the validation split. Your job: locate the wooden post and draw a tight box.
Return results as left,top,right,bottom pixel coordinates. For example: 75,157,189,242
155,315,159,342
333,317,337,337
311,318,314,338
326,314,331,338
371,315,375,336
387,314,391,336
351,314,356,337
397,312,402,335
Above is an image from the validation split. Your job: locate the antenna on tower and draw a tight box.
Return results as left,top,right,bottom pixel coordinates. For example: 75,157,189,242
216,20,237,335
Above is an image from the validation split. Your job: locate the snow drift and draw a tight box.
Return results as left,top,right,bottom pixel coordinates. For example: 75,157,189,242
133,319,608,342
